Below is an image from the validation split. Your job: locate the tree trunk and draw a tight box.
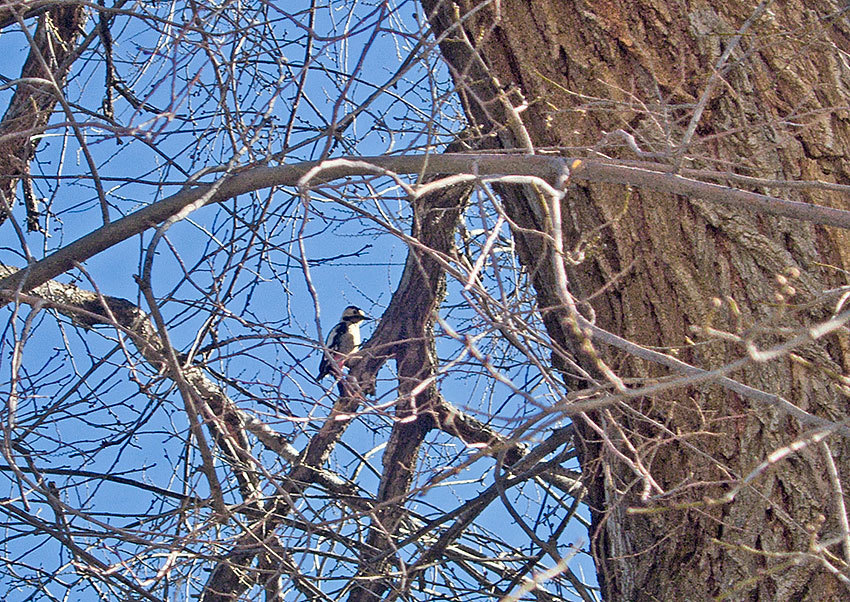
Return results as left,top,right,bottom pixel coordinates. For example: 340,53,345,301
0,3,86,229
425,0,850,599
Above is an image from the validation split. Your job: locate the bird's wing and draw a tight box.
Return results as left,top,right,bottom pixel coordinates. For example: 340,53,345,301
326,322,346,348
318,322,344,379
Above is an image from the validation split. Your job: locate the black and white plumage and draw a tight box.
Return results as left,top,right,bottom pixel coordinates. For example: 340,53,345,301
317,306,369,380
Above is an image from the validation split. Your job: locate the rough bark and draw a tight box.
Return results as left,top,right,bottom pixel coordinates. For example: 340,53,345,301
425,0,850,600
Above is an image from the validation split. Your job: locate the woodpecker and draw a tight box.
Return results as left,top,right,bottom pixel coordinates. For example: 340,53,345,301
317,306,370,380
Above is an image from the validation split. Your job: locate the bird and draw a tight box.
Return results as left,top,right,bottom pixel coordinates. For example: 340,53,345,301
317,306,370,380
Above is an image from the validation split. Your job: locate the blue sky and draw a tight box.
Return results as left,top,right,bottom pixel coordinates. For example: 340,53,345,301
0,2,597,600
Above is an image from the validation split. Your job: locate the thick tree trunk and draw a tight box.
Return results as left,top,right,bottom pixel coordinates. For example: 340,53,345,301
425,0,850,599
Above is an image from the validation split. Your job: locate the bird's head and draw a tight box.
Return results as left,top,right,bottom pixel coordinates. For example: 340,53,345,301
341,306,369,323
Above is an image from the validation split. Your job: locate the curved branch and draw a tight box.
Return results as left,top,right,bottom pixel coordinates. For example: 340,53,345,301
4,153,850,298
